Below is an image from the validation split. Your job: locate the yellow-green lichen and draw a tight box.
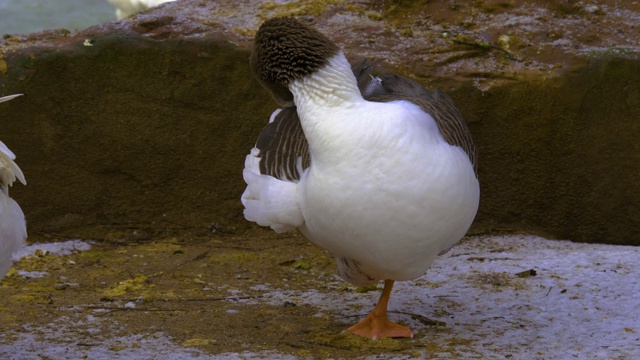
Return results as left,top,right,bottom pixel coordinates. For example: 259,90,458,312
207,251,259,266
102,275,149,298
182,338,212,346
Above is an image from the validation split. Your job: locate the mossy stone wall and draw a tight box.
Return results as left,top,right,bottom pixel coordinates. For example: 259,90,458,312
2,28,639,245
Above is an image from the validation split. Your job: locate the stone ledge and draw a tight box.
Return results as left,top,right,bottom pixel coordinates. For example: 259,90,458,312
1,0,638,244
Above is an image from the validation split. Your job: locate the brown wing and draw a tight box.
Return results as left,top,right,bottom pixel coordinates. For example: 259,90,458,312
253,60,477,182
253,60,380,182
365,74,478,176
254,107,310,181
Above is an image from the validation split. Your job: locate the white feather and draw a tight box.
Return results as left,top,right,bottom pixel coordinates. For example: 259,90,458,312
0,196,26,278
0,95,27,280
241,148,304,233
107,0,175,19
0,94,23,104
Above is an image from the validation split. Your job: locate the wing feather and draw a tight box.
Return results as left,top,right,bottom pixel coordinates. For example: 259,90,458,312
365,74,478,176
251,60,477,183
254,107,310,181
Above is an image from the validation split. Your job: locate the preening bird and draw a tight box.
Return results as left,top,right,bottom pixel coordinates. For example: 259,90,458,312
242,17,479,339
0,94,27,280
107,0,175,20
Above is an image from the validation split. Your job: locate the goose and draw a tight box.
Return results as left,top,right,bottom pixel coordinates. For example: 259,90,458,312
241,17,479,339
0,94,27,280
107,0,176,20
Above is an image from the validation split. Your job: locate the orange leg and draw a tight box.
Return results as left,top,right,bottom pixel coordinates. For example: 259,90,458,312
344,279,413,339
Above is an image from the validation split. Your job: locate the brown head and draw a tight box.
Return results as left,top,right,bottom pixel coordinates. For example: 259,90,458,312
251,17,339,106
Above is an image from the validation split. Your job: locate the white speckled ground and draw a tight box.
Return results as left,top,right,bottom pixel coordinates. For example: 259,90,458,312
2,235,638,359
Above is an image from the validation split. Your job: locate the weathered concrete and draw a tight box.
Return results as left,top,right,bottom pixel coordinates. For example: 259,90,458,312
463,58,640,244
1,0,638,244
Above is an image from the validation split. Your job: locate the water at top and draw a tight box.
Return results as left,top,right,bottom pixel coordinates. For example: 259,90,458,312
0,0,116,36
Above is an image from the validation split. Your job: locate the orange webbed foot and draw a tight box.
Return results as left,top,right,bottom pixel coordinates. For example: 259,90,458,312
343,279,413,339
344,313,413,339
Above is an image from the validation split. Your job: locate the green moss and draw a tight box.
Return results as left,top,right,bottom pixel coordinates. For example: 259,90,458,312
139,287,177,301
354,284,379,293
78,251,105,262
292,259,311,270
587,47,634,58
182,338,212,346
0,52,7,74
10,292,53,305
14,252,68,273
365,11,384,21
207,251,258,265
139,239,184,254
233,27,256,37
102,275,149,298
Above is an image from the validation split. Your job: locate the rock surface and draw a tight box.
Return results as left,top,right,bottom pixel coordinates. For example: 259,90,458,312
2,235,639,358
0,0,639,244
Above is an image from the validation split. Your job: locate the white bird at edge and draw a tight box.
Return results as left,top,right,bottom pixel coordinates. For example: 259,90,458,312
241,17,479,339
0,94,27,280
107,0,176,20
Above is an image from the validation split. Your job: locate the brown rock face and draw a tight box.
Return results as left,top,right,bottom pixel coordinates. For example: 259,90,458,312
463,58,640,244
1,0,638,244
1,24,267,239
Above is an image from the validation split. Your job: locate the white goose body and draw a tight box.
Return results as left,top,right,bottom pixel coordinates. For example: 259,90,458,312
291,54,478,281
242,17,479,338
108,0,175,19
0,94,27,279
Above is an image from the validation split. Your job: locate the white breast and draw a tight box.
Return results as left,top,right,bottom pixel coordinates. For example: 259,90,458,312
298,100,479,281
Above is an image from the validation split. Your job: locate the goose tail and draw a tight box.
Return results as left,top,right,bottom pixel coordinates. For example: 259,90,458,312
241,148,303,233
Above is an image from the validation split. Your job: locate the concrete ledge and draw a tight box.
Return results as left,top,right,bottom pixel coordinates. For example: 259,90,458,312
1,0,638,244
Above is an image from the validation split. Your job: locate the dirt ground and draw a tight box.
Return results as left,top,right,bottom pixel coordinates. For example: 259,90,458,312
1,229,453,359
3,229,639,359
